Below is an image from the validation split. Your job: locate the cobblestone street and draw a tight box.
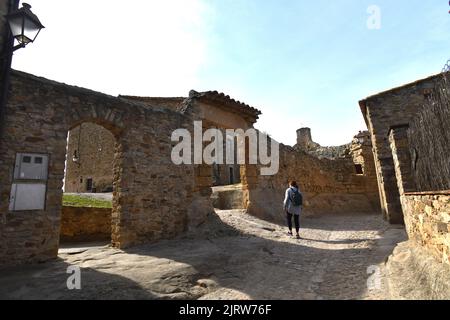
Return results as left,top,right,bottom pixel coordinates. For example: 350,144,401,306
0,210,407,300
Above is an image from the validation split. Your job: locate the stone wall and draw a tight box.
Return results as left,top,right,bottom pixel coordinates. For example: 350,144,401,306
119,96,185,113
295,127,350,160
65,122,115,193
211,185,245,210
382,72,450,269
360,74,441,223
403,192,450,265
243,138,380,222
350,131,375,176
0,0,10,268
60,206,111,242
0,68,384,267
295,128,320,151
389,125,416,200
213,163,241,186
386,240,450,300
0,70,213,267
408,75,450,192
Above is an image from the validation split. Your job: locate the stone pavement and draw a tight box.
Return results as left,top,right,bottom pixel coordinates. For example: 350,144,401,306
0,210,407,300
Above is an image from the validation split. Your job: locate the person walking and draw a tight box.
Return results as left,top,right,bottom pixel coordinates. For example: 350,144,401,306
283,181,303,239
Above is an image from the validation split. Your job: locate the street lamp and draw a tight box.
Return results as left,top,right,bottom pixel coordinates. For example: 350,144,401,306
0,1,44,147
6,3,44,51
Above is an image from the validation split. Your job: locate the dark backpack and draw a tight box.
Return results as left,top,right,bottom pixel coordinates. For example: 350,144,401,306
291,188,303,206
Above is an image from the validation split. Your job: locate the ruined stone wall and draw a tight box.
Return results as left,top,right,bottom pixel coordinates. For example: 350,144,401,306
211,185,245,210
295,127,349,160
244,140,380,222
403,192,450,265
65,123,115,193
213,163,241,186
296,128,320,151
408,76,450,192
119,96,185,113
0,71,212,267
351,132,374,173
60,206,111,242
379,73,450,270
361,74,440,223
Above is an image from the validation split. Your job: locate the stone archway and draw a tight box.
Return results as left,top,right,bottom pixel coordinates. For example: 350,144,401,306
59,121,122,246
0,72,135,265
63,116,125,249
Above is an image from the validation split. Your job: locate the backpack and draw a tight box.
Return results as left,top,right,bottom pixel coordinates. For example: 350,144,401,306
291,188,303,206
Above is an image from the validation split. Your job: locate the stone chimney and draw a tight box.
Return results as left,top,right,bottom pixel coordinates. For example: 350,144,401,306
296,127,314,149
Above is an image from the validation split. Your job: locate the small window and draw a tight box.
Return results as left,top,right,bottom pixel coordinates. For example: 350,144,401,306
22,156,31,163
34,157,43,164
355,164,364,175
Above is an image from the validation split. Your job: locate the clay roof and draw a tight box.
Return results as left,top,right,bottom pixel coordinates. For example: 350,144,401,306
119,91,262,122
189,90,262,120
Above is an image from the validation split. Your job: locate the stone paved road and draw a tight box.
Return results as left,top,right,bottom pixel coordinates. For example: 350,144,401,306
0,210,407,300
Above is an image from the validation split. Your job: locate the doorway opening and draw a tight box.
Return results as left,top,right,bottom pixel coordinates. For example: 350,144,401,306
355,164,364,175
60,122,117,249
229,167,234,185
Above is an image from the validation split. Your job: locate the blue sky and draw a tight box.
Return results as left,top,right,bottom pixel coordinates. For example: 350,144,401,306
12,0,450,146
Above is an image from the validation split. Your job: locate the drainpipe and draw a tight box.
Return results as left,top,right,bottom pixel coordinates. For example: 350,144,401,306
0,0,19,144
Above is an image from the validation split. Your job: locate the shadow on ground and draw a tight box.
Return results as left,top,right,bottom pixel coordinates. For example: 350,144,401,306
0,259,157,300
0,210,406,300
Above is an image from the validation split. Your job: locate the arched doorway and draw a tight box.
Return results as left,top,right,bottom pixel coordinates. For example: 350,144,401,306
59,121,120,248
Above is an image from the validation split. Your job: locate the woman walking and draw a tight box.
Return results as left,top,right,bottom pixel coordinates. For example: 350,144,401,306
283,181,303,239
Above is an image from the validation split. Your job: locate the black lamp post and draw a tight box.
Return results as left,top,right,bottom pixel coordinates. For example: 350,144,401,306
6,3,45,51
0,1,44,144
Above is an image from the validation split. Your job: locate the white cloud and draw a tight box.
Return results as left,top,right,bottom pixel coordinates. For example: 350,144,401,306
12,0,213,97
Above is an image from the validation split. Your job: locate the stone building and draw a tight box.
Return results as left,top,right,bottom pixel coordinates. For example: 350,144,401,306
0,1,382,267
0,71,270,266
122,91,254,188
360,72,450,267
65,122,240,190
350,131,377,179
359,73,442,224
0,68,383,267
64,122,115,193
